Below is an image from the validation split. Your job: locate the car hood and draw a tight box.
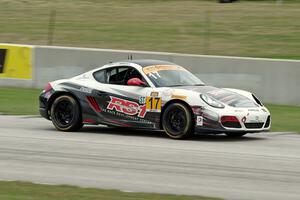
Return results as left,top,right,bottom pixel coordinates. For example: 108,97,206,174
176,85,258,108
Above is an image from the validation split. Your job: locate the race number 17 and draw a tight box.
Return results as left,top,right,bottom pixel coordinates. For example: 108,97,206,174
146,96,162,111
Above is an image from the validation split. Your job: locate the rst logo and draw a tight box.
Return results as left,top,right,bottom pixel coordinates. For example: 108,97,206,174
107,96,146,118
0,49,7,73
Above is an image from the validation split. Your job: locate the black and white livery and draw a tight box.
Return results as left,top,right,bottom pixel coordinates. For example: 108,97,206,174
39,60,271,139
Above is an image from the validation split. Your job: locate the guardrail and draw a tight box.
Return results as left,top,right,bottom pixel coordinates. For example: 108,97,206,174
1,43,299,106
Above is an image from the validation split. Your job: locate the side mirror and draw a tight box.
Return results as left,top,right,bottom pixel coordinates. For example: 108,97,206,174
127,78,147,86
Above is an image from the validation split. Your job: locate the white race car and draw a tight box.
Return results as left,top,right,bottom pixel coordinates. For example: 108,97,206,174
39,60,271,139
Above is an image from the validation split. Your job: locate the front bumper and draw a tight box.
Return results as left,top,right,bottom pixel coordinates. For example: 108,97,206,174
193,106,271,134
195,126,270,134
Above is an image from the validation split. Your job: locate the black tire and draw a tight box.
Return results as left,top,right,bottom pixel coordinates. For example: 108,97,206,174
225,132,247,137
162,103,194,139
50,95,83,131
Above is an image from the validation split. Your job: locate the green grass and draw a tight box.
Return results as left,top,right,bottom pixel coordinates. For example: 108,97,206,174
0,87,41,115
0,87,299,133
0,0,300,59
265,104,300,133
0,181,220,200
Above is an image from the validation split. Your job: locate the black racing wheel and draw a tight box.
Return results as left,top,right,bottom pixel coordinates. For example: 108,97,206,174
50,95,83,131
225,132,247,137
162,103,194,139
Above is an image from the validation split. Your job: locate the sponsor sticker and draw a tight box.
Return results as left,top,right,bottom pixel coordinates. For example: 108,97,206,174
234,109,244,112
146,96,162,112
248,109,259,112
139,96,146,104
252,115,261,122
196,116,203,126
107,96,146,118
150,91,159,97
171,94,187,100
242,116,247,123
80,87,92,93
246,115,263,123
45,91,52,99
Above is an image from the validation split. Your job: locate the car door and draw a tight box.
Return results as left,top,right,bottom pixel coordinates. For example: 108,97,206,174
93,66,159,129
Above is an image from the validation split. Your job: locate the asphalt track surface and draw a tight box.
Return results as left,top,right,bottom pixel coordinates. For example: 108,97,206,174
0,115,300,200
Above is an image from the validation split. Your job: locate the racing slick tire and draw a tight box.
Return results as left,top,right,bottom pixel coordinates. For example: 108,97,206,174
225,132,247,137
162,103,194,139
50,95,83,132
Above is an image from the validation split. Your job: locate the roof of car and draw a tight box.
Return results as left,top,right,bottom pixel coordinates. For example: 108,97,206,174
126,59,177,67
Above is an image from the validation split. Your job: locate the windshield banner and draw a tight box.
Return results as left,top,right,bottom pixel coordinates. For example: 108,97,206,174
143,65,185,74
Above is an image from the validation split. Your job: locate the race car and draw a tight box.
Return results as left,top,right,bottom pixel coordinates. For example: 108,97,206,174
39,59,271,139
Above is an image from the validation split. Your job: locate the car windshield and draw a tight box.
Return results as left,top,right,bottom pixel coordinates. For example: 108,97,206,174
143,65,205,87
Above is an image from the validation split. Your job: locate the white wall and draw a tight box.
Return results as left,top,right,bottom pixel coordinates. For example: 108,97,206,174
2,44,300,106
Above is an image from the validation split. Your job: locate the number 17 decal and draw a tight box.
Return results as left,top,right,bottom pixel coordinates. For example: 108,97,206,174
146,96,162,112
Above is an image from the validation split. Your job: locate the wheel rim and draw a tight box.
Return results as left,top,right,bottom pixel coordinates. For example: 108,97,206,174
54,100,74,126
167,109,187,135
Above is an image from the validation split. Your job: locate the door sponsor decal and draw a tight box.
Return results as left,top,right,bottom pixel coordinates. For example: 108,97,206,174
107,96,146,118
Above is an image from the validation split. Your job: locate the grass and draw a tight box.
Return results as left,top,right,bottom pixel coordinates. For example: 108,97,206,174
0,181,220,200
265,104,300,133
0,87,41,115
0,0,300,59
0,87,299,133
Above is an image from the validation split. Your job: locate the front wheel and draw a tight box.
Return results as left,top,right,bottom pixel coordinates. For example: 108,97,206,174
50,95,83,131
162,103,194,139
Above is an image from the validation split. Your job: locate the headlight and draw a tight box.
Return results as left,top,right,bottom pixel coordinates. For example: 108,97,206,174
200,94,225,108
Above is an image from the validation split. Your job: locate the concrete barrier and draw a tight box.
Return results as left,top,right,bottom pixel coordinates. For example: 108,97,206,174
1,43,299,106
171,55,300,106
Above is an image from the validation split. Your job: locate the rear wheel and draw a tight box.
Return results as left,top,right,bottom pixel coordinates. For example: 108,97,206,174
50,95,83,131
162,103,194,139
225,132,247,137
